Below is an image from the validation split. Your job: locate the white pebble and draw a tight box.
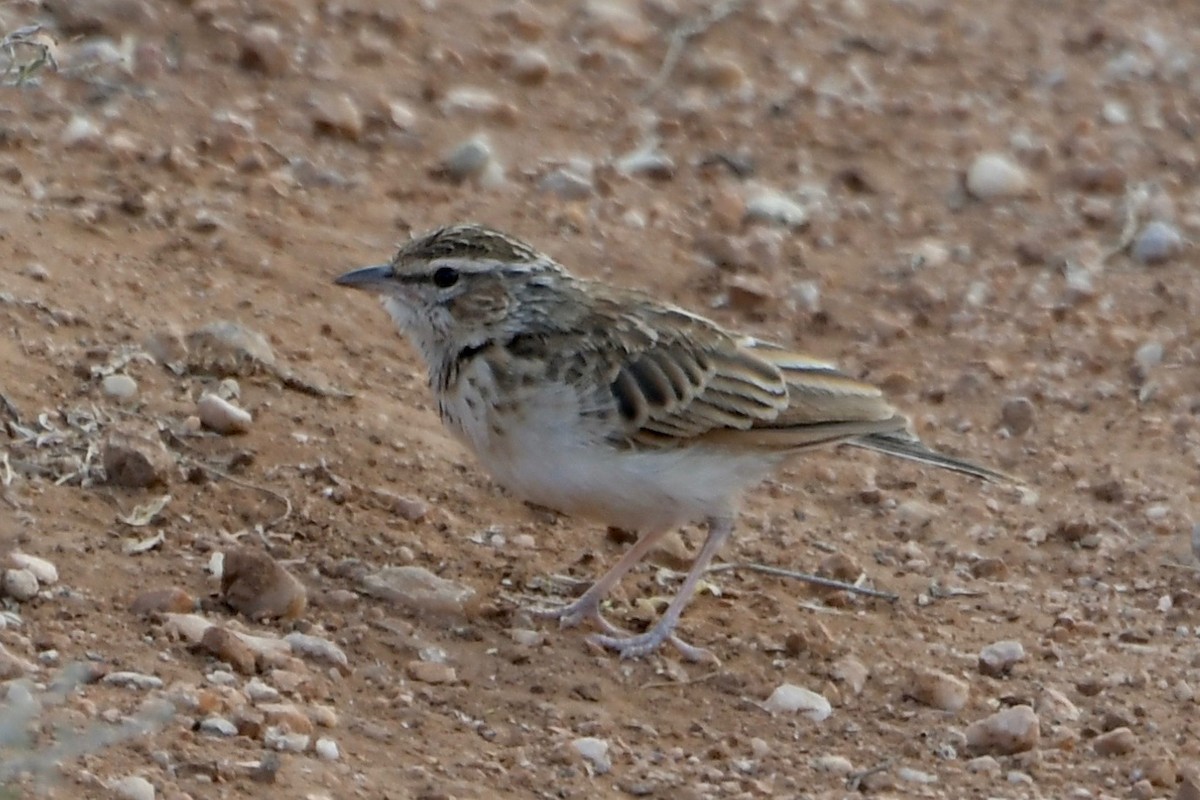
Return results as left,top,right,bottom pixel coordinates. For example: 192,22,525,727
110,775,155,800
197,392,252,434
1134,341,1164,372
979,640,1025,677
763,684,832,721
245,677,281,703
10,553,58,585
102,374,139,401
1131,220,1183,265
314,737,340,760
571,737,611,773
744,190,809,228
966,152,1030,200
814,755,854,774
102,672,163,691
964,705,1040,755
2,569,39,602
264,727,310,752
440,136,493,182
198,716,238,737
62,115,102,149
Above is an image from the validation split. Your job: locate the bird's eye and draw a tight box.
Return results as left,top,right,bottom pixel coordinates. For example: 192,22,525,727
432,266,459,288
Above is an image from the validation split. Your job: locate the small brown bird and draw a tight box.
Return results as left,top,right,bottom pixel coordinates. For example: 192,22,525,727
336,224,1010,662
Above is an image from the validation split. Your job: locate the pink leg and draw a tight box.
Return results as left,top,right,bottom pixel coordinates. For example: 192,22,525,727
530,527,671,633
589,516,733,663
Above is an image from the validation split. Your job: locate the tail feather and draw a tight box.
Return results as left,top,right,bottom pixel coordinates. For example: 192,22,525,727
849,431,1017,484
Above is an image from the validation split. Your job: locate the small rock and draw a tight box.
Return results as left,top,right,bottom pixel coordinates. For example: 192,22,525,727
0,643,37,679
284,632,348,672
314,737,339,760
9,553,57,585
245,677,281,704
504,48,552,84
102,374,138,401
110,775,155,800
197,393,252,435
199,716,239,737
259,703,314,735
439,87,515,123
762,684,832,721
1137,757,1178,788
103,672,164,691
220,548,307,621
103,426,174,488
725,274,773,313
1037,685,1080,723
744,190,809,228
965,152,1030,200
62,115,102,149
406,660,457,684
1092,726,1136,756
265,728,310,753
511,628,545,647
965,755,1001,775
387,100,418,131
616,149,675,180
1000,396,1035,435
830,656,868,695
360,565,476,614
436,136,493,183
2,569,39,602
537,167,594,200
908,668,970,712
200,626,258,675
979,640,1025,677
964,705,1040,756
311,93,364,141
1131,220,1183,265
130,587,196,616
239,24,289,74
21,262,49,281
572,736,611,773
814,755,854,775
1176,774,1200,800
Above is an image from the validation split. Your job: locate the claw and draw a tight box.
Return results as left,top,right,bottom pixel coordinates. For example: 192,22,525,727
587,627,719,665
528,597,628,635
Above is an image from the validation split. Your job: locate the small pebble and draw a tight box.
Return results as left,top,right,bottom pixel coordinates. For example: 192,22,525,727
1131,220,1182,265
1000,396,1035,436
406,660,457,685
571,737,611,773
284,632,348,671
437,136,493,183
966,152,1030,200
264,727,310,752
2,569,39,602
22,263,49,281
245,677,281,704
908,668,970,711
9,553,57,586
830,656,868,695
813,755,854,775
1092,726,1136,756
979,640,1025,677
62,115,102,149
239,24,288,74
103,426,175,488
360,566,476,614
199,716,239,737
0,643,37,679
616,149,675,180
102,374,138,401
1037,686,1080,723
964,705,1040,755
762,684,832,721
314,737,340,760
221,548,307,621
200,626,258,675
197,393,252,435
537,168,594,200
965,755,1002,775
311,93,364,141
103,672,164,691
744,190,809,228
505,48,552,84
110,775,155,800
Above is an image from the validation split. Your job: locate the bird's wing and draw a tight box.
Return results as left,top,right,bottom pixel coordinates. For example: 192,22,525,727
574,298,908,451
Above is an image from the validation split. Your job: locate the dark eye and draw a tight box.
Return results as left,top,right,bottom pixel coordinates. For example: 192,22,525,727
432,266,459,288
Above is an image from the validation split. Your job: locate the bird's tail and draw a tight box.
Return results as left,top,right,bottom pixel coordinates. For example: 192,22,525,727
849,431,1017,484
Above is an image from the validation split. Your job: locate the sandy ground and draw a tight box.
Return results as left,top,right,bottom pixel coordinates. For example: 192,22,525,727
1,0,1199,798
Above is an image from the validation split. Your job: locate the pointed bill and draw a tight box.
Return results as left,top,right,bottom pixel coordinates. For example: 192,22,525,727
334,264,392,289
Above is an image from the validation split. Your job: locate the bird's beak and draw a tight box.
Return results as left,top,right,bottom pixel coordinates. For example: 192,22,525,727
334,264,393,290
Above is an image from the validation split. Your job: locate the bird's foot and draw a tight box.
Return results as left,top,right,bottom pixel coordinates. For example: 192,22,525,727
528,595,627,635
588,624,719,665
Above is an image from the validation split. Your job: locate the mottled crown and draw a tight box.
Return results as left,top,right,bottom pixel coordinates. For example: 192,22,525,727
398,224,543,265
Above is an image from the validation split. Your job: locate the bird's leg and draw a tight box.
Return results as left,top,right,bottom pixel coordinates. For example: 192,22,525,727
589,515,733,663
530,527,671,633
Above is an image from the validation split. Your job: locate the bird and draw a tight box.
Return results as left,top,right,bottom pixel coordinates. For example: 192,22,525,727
334,223,1011,662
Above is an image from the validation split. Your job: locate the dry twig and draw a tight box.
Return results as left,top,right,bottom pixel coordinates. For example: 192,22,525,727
638,0,745,103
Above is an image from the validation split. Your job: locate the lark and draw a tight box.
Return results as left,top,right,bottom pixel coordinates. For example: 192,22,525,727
335,224,1010,662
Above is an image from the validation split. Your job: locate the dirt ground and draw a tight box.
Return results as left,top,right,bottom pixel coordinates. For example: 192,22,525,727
2,0,1199,797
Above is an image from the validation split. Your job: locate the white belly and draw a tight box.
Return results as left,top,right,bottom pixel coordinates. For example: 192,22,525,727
439,363,778,531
